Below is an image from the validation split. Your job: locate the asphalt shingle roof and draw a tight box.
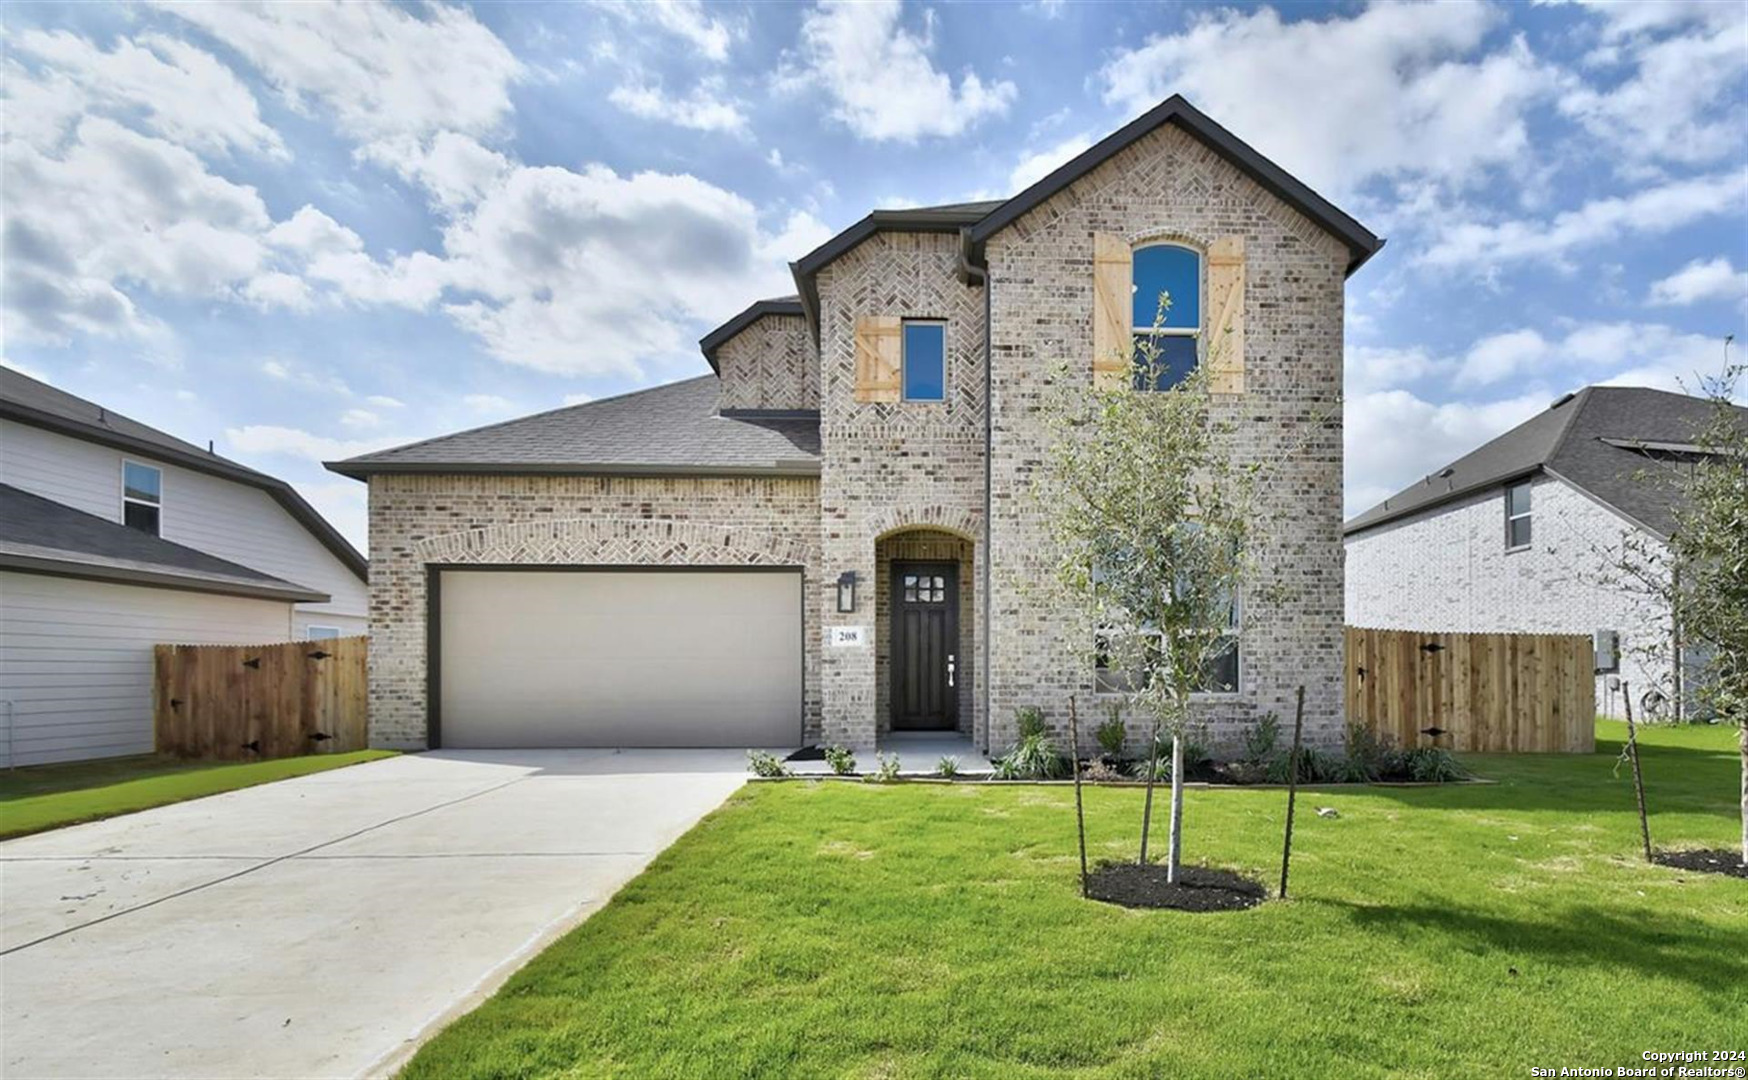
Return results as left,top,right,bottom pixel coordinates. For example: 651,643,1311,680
0,483,328,602
1344,386,1746,539
327,376,820,478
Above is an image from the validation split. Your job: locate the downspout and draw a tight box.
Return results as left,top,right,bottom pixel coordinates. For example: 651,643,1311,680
960,232,993,755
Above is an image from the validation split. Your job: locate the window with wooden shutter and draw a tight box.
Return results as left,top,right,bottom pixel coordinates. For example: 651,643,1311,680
853,315,902,402
1206,235,1246,395
1091,233,1131,390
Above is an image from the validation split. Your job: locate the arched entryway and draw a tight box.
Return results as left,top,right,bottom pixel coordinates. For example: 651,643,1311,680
875,527,975,737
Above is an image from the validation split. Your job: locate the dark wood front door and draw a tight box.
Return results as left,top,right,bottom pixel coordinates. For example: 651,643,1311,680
891,561,958,731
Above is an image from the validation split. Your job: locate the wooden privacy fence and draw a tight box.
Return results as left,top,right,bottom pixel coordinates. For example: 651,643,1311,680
1346,627,1595,754
154,636,367,760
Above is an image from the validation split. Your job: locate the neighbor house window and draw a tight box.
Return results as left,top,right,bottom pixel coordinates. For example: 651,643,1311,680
1506,480,1532,550
307,626,341,640
1131,243,1201,391
902,320,946,401
122,461,162,536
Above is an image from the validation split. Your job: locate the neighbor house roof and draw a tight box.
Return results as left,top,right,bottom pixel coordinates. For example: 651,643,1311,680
1343,386,1746,540
326,376,820,479
0,483,329,603
0,368,367,581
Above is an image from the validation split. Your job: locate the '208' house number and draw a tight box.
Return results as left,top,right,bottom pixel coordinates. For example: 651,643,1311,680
828,626,867,647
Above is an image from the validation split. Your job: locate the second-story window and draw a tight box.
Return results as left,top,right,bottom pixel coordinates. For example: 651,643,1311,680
902,320,946,402
123,461,162,536
1131,243,1201,391
1505,480,1532,550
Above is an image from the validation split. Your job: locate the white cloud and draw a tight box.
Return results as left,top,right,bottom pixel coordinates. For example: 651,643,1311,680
5,29,285,158
1345,343,1446,395
225,424,397,462
366,394,406,409
1648,257,1748,307
601,0,737,63
1455,328,1550,387
258,358,353,396
609,79,747,134
154,0,521,158
787,0,1016,142
1007,132,1094,193
1099,1,1555,198
1418,171,1747,273
295,479,370,552
562,392,594,407
1344,389,1549,517
462,393,516,415
340,408,382,429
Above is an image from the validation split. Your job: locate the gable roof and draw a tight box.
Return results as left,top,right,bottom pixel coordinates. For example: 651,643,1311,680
968,95,1383,274
0,483,328,603
1,368,367,582
326,376,820,479
1343,386,1746,539
698,295,804,374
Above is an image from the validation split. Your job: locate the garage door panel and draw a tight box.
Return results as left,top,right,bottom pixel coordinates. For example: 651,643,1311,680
437,569,802,748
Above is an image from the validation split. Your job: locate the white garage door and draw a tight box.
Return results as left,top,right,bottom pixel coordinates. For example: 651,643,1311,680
435,568,802,748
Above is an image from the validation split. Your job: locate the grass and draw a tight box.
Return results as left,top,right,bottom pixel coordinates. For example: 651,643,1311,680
403,721,1745,1079
0,750,396,840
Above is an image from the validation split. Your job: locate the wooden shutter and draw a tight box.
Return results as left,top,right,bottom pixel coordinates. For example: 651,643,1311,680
1206,236,1246,395
1092,233,1132,390
853,315,902,402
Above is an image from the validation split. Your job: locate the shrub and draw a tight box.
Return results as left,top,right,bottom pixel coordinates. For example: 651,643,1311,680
865,753,902,783
1015,705,1048,740
824,745,857,776
993,733,1070,780
1404,746,1466,783
1265,746,1342,785
1094,707,1127,760
1243,712,1281,762
746,750,790,778
1341,724,1405,783
934,755,961,779
1128,737,1213,782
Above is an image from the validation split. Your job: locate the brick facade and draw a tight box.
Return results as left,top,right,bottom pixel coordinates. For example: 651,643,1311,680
985,122,1350,754
366,473,821,749
714,312,817,412
1345,474,1672,720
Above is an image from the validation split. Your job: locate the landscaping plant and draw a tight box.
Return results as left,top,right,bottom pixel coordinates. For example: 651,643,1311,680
934,756,960,779
824,745,857,777
865,753,902,784
746,750,791,778
1036,305,1277,881
1094,704,1128,762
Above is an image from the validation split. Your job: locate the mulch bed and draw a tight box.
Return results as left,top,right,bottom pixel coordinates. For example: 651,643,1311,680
1085,861,1268,912
784,746,827,762
1652,849,1748,879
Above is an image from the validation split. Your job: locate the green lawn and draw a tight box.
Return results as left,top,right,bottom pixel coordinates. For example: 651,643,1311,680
0,750,396,840
404,722,1745,1079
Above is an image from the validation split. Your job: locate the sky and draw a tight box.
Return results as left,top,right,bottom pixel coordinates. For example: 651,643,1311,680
4,0,1745,552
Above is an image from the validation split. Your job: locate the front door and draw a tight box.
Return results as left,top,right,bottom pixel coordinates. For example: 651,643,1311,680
891,561,958,731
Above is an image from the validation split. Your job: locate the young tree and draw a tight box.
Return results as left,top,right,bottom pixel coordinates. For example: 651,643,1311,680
1606,363,1747,862
1035,315,1265,883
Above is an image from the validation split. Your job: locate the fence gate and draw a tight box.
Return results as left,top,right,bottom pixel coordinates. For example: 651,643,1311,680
154,636,367,760
1345,627,1595,754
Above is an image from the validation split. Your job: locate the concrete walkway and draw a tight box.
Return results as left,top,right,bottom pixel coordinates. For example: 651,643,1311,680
0,749,748,1079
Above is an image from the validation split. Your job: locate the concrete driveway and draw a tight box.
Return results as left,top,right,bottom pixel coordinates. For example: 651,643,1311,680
0,749,748,1079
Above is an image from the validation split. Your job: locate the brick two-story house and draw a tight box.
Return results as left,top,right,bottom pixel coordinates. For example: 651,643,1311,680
329,96,1382,755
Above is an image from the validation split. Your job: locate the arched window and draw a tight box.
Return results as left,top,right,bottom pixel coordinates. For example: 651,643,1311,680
1131,243,1200,391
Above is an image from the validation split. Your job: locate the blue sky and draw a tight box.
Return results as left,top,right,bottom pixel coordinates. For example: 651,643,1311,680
4,0,1744,550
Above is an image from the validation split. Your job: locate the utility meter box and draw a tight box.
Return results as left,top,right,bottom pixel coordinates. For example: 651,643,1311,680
1594,629,1619,674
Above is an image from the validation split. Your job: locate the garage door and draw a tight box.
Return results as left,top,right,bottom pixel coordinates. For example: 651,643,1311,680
434,568,802,748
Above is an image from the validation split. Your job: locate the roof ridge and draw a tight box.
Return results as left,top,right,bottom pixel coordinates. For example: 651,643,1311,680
1542,385,1594,464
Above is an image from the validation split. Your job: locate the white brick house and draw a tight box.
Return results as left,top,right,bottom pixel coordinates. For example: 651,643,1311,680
330,95,1383,756
1345,385,1742,720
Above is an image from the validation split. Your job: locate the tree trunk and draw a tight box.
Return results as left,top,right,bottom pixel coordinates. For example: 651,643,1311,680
1166,733,1185,884
1739,722,1746,865
1624,684,1653,863
1138,715,1162,865
1068,695,1089,897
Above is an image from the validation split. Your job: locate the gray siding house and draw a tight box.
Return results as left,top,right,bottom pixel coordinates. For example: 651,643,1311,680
1345,385,1742,720
0,369,369,765
330,96,1382,755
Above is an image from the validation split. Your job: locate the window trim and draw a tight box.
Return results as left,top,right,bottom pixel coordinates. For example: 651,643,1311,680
900,318,948,403
1130,242,1203,392
1505,479,1533,552
121,459,163,537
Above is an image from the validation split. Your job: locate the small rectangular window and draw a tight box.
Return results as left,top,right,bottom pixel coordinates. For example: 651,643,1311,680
1506,480,1532,550
123,461,162,536
902,321,946,401
307,626,341,640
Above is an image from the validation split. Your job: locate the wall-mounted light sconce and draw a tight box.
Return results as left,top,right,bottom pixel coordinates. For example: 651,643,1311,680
836,570,859,613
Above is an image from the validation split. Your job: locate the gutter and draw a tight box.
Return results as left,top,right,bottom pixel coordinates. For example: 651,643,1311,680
0,552,330,604
324,460,823,482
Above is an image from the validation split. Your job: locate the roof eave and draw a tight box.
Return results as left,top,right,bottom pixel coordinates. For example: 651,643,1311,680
0,400,369,582
324,460,822,481
790,208,990,343
1342,466,1545,538
964,95,1384,278
0,552,331,604
698,297,806,373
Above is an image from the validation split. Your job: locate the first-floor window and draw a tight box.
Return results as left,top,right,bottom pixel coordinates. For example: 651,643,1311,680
122,460,162,536
1505,480,1532,550
307,626,341,640
1094,595,1241,696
